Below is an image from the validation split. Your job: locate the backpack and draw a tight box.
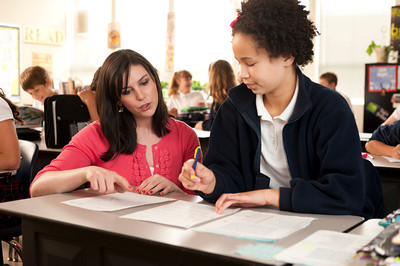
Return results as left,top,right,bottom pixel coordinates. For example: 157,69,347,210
44,95,90,148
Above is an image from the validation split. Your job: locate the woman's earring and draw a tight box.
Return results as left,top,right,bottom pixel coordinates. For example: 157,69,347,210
119,105,124,113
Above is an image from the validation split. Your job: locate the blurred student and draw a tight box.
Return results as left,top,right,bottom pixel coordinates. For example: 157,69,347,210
30,49,201,197
365,120,400,158
195,60,237,131
166,70,204,117
20,65,99,122
319,72,353,111
0,88,23,227
179,0,383,219
77,67,101,122
20,66,58,110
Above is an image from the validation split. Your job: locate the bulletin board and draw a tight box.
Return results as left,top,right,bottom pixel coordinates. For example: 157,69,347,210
0,25,20,97
368,65,397,92
364,63,399,133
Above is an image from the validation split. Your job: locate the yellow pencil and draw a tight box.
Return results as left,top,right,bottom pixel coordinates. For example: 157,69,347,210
191,146,201,179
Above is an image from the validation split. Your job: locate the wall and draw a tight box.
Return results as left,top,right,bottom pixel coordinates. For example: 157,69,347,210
318,0,396,131
0,0,70,105
0,0,394,133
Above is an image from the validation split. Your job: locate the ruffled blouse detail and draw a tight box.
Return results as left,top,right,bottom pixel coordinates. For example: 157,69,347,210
130,144,172,185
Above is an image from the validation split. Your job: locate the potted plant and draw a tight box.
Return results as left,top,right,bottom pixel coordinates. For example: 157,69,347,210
366,41,394,63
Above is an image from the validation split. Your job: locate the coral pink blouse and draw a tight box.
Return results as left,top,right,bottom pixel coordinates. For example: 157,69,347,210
32,118,201,194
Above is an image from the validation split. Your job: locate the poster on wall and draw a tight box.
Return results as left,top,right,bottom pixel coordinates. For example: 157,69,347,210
32,53,53,77
107,22,121,50
364,63,399,133
165,9,175,82
368,65,397,93
0,25,20,97
391,5,400,51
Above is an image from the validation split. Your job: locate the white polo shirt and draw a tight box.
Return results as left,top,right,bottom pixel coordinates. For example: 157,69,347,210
166,91,204,114
0,97,17,175
256,81,299,189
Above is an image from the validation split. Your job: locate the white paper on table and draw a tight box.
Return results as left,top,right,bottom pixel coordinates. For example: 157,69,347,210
382,155,400,163
274,230,372,266
120,200,240,228
192,210,316,242
62,192,175,211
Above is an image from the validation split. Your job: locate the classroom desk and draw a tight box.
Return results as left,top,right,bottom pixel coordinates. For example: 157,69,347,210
349,218,384,238
0,190,363,266
359,132,372,143
359,132,372,152
366,155,400,213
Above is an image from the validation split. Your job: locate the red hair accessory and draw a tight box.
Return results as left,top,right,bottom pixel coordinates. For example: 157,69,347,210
230,2,243,31
230,14,240,29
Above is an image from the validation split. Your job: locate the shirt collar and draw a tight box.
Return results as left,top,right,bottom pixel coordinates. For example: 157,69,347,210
256,77,299,122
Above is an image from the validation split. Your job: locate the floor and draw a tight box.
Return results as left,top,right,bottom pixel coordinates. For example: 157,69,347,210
1,240,22,266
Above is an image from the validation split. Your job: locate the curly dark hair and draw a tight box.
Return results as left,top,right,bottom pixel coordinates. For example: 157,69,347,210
232,0,318,66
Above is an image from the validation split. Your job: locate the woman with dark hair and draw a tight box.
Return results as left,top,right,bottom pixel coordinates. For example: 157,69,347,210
30,49,201,197
0,88,23,227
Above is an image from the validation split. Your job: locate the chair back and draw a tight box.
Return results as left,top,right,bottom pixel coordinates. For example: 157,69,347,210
16,140,39,199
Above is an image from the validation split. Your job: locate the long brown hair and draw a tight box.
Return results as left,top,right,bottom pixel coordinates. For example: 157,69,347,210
0,88,23,124
167,70,192,97
96,49,170,162
208,60,237,110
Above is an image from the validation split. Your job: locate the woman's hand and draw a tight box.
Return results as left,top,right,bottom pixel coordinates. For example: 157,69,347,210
78,89,99,121
78,89,96,106
85,166,132,194
215,189,280,214
178,160,216,194
136,174,183,196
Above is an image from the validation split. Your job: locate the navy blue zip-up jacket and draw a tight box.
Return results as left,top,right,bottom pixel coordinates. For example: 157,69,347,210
199,67,376,218
202,102,220,131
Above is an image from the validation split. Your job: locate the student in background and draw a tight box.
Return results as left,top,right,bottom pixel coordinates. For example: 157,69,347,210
77,67,101,122
319,72,353,111
0,88,23,227
365,120,400,158
195,60,237,131
166,70,204,117
20,66,58,110
179,0,382,219
20,65,99,122
30,49,201,197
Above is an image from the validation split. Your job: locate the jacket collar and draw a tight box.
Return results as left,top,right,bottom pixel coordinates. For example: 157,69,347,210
228,67,312,124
